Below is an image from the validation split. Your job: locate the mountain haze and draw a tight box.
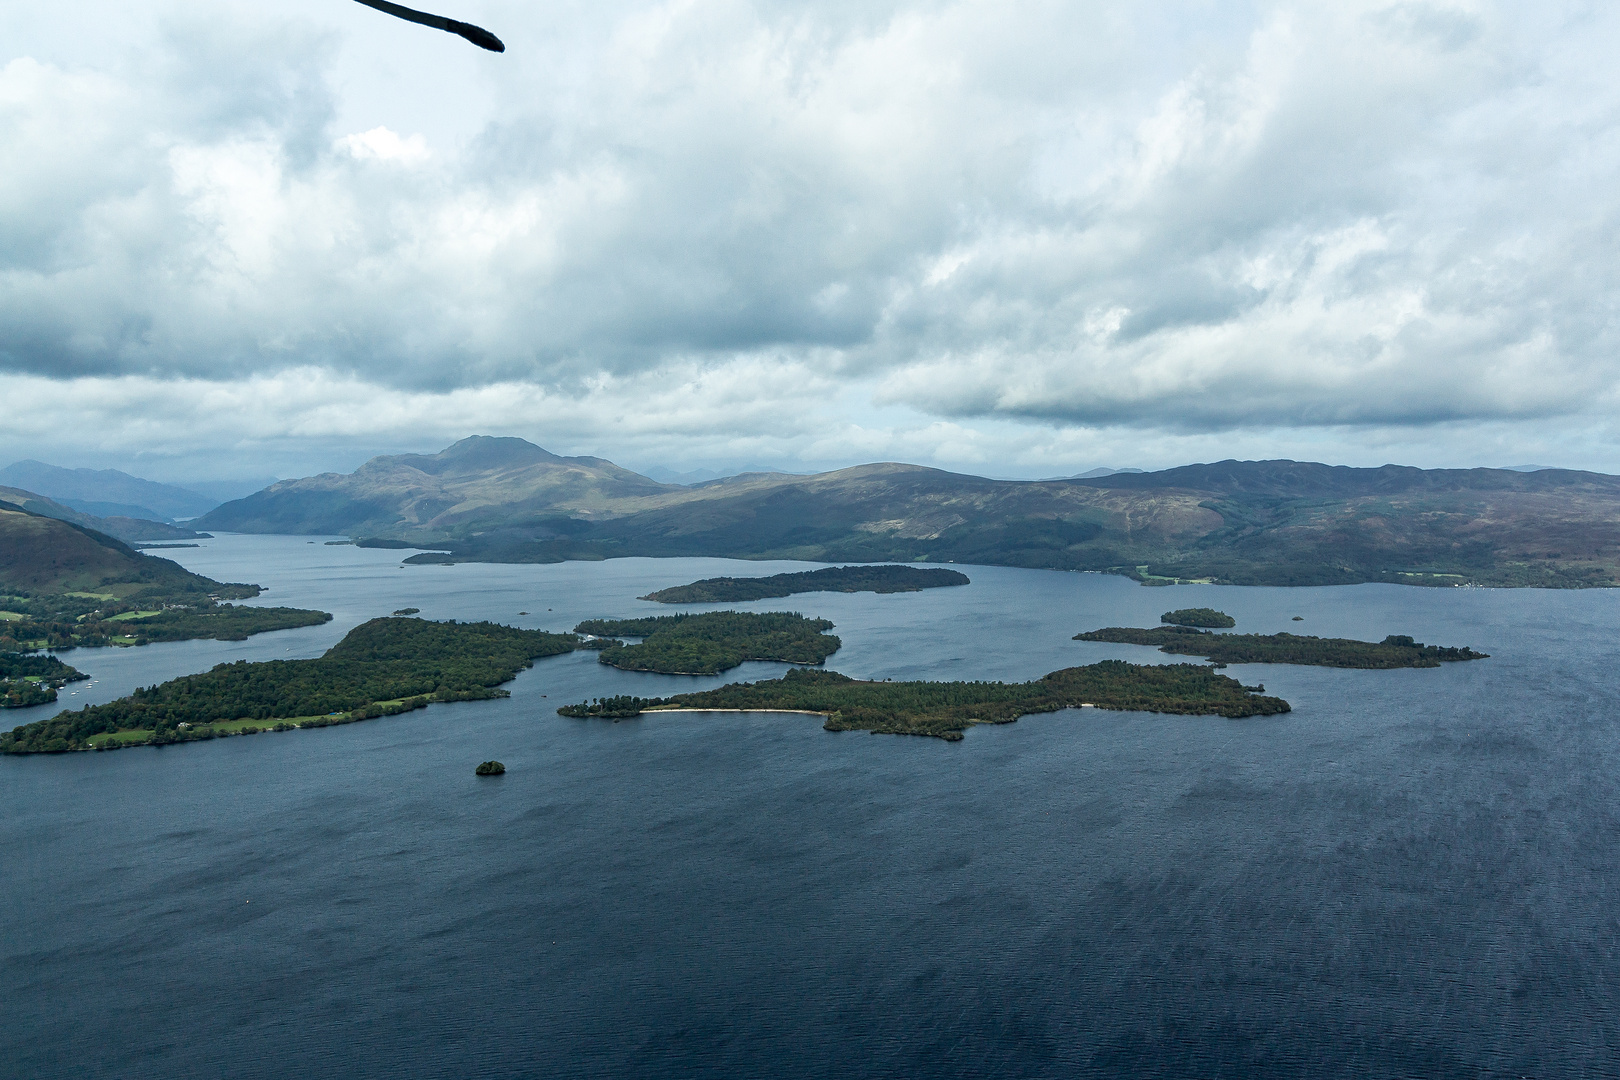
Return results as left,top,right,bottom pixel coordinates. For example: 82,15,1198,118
197,438,1620,588
0,461,216,521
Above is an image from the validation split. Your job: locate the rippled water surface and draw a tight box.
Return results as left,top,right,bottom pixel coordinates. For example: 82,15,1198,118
5,536,1620,1078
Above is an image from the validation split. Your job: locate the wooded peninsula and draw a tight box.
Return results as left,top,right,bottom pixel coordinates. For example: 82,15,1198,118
1,617,580,753
1,501,331,652
639,565,970,603
1074,626,1488,668
0,604,332,652
558,662,1291,740
575,611,840,674
0,652,87,708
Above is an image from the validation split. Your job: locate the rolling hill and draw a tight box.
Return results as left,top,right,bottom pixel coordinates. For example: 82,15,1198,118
195,438,1620,588
0,501,236,596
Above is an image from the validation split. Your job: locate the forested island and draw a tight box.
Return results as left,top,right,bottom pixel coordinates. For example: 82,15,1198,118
1,618,581,753
1,652,87,708
574,611,840,674
1073,626,1488,668
640,565,970,603
1162,608,1236,628
559,662,1290,740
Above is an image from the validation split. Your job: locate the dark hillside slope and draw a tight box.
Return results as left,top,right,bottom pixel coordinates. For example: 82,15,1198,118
382,460,1217,570
0,503,229,596
1071,460,1620,586
577,463,1215,567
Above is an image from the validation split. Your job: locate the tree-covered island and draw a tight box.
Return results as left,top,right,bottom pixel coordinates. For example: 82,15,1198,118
1074,626,1488,668
640,565,970,603
1,617,582,753
1161,608,1236,628
574,611,840,674
559,662,1290,740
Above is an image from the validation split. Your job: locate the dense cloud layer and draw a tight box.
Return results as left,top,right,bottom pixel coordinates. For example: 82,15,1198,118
2,1,1617,477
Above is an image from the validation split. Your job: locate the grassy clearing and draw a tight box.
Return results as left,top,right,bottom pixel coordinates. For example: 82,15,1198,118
104,610,161,623
64,591,118,600
86,729,156,747
1132,566,1215,586
76,690,495,750
0,611,23,621
81,697,431,748
86,717,329,746
199,718,277,734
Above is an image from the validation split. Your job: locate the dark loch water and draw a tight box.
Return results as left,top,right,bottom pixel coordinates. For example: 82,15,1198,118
5,537,1620,1078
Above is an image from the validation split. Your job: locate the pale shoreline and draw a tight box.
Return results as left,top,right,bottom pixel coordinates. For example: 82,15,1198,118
640,704,1101,717
644,707,832,717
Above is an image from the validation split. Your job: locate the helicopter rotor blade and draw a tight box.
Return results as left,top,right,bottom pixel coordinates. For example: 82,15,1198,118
351,0,505,52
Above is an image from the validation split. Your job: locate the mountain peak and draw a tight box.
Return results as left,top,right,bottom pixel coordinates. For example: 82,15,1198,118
436,436,562,466
382,436,568,478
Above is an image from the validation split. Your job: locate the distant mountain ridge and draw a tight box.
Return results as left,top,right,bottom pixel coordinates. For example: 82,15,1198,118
637,464,802,485
0,461,217,521
199,436,671,536
196,437,1620,588
1067,459,1614,498
1073,467,1145,478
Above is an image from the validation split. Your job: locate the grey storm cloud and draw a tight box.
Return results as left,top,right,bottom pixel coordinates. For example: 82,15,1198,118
2,0,1618,435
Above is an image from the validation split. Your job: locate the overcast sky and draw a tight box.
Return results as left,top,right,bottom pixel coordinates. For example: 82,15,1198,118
3,0,1617,484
